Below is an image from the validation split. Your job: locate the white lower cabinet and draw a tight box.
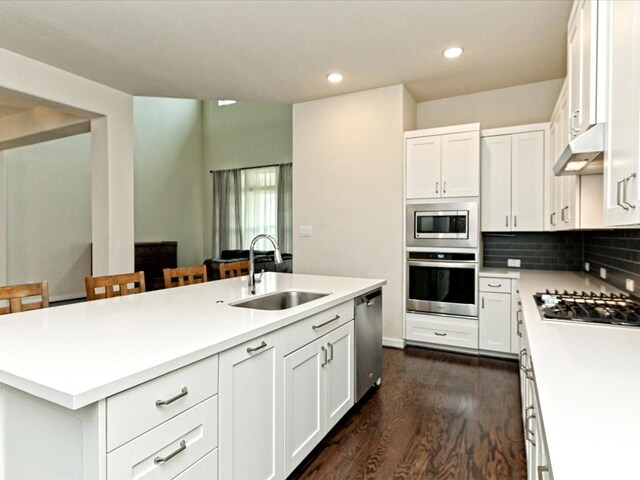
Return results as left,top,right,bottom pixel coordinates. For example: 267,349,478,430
478,276,520,355
479,292,511,353
284,321,354,476
406,312,478,350
218,330,284,480
107,396,218,479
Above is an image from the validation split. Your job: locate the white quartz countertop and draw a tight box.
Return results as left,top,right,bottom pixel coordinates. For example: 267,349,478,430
514,270,638,480
0,273,384,410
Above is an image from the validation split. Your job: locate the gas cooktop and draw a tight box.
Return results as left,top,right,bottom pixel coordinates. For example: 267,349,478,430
534,290,640,327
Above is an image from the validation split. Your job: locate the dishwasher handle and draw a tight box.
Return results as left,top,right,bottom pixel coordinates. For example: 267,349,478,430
356,288,382,307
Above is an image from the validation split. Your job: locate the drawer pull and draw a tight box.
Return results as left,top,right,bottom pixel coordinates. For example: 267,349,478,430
434,331,447,336
312,315,340,330
247,341,267,354
155,387,188,407
154,439,187,465
488,283,502,288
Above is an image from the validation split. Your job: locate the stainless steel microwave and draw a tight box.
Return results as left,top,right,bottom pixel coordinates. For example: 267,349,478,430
406,201,479,248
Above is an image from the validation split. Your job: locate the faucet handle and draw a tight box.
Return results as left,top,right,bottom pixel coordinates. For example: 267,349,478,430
255,269,265,284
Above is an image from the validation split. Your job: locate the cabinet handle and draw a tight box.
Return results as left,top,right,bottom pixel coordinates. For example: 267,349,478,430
617,179,629,210
519,349,534,379
247,340,267,354
481,297,485,309
488,283,502,288
443,181,447,194
155,387,188,407
154,440,187,465
327,342,334,362
537,465,551,480
561,206,569,223
321,346,328,366
525,407,536,446
434,331,447,336
623,173,636,209
513,215,517,228
505,215,509,227
435,181,439,194
517,310,523,337
550,212,556,226
571,109,580,133
312,314,340,330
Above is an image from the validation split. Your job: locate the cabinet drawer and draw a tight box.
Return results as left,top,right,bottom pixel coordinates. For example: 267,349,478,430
479,277,511,293
107,395,218,479
283,300,354,355
107,355,218,452
406,313,478,349
173,449,218,480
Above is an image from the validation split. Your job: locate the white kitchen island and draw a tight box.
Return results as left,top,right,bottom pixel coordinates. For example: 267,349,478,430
0,272,384,480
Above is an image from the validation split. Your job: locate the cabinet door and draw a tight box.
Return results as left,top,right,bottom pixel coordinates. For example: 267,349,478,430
284,338,324,476
324,321,354,432
548,120,559,230
406,136,442,199
568,4,583,138
481,135,512,231
511,285,522,355
441,130,480,197
479,292,512,353
512,131,544,231
604,0,640,225
219,331,284,480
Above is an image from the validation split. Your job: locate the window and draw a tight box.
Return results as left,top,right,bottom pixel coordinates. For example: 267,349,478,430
241,166,278,248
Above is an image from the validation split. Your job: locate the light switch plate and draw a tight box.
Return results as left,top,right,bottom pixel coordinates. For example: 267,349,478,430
584,262,590,272
299,226,312,237
507,259,521,268
626,279,635,292
600,268,607,279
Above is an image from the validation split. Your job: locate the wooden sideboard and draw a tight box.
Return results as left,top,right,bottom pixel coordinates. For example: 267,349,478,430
134,242,177,291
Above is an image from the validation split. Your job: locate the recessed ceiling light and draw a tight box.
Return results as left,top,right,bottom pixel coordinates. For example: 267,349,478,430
443,47,463,59
217,99,237,106
327,73,343,84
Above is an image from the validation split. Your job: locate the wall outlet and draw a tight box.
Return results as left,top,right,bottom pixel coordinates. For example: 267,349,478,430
626,279,635,292
584,262,590,272
600,267,607,279
507,259,521,268
299,226,312,237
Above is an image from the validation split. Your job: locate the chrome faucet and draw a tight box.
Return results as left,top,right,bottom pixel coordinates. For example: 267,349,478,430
248,234,283,294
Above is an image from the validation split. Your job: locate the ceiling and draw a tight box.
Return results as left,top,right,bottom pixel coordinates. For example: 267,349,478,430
0,0,572,104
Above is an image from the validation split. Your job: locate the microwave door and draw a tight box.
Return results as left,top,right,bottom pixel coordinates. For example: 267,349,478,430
415,211,469,239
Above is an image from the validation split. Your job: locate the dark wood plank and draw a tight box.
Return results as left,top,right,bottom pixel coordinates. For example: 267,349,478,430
290,347,526,480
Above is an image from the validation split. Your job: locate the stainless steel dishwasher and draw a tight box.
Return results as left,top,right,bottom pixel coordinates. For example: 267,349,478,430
355,288,382,402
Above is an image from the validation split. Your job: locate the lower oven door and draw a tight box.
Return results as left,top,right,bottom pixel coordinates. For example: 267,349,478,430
407,260,478,317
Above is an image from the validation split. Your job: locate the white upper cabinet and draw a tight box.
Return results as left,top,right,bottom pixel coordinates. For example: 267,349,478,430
568,0,599,138
481,125,546,232
603,0,640,225
405,124,480,199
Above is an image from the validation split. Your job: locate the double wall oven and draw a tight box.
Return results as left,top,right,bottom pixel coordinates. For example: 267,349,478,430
406,200,479,318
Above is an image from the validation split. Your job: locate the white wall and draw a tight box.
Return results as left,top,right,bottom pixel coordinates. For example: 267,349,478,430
293,84,415,346
202,102,292,257
0,47,134,276
417,79,564,130
134,97,204,266
5,134,91,300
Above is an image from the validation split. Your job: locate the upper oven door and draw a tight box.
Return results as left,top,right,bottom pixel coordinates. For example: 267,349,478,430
406,258,478,317
406,201,478,248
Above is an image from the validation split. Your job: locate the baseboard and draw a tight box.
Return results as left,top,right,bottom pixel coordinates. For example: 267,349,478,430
382,337,405,349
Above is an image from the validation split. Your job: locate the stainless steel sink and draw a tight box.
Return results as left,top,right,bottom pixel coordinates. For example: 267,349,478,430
231,290,330,311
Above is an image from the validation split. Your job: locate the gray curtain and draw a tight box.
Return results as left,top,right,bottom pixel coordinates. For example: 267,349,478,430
277,163,293,253
212,169,243,257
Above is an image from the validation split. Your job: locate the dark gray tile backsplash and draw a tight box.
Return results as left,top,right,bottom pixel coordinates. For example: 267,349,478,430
482,229,640,296
483,232,583,271
583,230,640,295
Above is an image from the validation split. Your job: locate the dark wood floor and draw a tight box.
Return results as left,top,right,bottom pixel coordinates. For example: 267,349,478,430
290,346,526,480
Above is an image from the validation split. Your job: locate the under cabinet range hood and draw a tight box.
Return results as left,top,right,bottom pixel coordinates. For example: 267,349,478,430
553,123,605,176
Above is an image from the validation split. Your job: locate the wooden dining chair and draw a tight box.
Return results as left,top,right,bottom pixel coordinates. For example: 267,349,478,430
219,261,250,279
163,265,208,288
0,281,49,315
85,272,146,301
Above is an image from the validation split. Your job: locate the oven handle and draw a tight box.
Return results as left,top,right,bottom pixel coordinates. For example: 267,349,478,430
407,260,478,268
